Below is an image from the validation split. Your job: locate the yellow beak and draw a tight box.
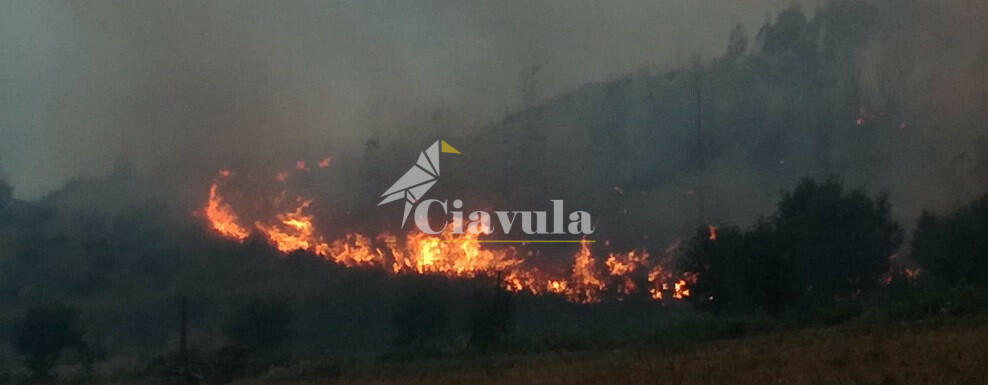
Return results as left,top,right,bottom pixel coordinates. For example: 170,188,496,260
440,140,461,154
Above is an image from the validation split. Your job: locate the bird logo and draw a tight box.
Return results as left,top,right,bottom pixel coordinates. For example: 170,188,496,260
378,139,461,227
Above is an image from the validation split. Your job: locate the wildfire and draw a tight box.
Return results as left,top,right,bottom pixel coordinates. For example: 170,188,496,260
606,250,648,295
254,198,331,256
201,169,697,304
330,233,383,266
202,171,250,241
567,239,606,303
388,225,523,276
318,156,333,168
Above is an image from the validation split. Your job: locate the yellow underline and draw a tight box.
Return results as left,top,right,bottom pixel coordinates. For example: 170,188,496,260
440,239,595,243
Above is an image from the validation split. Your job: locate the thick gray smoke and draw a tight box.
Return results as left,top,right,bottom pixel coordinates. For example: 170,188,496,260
0,0,771,199
858,0,988,217
1,0,985,242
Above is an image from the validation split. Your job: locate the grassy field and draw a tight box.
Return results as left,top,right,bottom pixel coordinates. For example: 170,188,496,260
232,318,988,385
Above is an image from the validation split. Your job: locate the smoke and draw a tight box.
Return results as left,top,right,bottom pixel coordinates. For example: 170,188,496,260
0,0,772,199
858,0,988,216
1,0,985,245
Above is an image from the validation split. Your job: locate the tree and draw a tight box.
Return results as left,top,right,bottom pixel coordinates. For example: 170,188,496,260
726,24,748,59
773,178,902,305
12,305,87,380
679,178,902,314
680,225,752,312
757,4,818,62
743,220,794,316
912,194,988,286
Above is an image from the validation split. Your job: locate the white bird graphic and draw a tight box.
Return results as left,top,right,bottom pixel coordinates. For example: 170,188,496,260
378,140,460,227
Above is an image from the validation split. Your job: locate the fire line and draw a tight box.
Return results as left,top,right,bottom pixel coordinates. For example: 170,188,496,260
453,240,596,243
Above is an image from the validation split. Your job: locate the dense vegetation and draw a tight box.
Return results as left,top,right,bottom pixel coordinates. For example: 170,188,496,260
680,178,903,315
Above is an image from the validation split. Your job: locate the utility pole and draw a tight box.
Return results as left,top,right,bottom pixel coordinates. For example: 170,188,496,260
179,296,188,361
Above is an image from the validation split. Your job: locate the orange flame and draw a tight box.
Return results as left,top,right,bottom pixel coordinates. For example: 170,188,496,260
329,233,382,266
566,239,606,303
253,198,330,256
202,172,250,241
606,250,648,296
389,222,523,276
318,156,333,168
201,169,697,304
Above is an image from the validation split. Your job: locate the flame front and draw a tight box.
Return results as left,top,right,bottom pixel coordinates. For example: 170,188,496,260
201,169,695,304
389,225,523,276
254,198,331,256
202,171,250,241
567,240,606,303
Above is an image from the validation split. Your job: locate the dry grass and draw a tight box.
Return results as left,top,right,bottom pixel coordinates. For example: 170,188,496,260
236,322,988,385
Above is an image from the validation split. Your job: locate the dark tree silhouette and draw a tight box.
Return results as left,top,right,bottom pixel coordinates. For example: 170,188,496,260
912,194,988,286
726,24,748,59
12,305,87,380
680,225,751,312
774,178,902,305
680,178,902,314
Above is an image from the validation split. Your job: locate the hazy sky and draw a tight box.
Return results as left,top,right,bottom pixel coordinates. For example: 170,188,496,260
0,0,774,199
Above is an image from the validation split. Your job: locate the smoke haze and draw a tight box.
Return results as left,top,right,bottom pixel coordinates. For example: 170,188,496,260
1,0,772,199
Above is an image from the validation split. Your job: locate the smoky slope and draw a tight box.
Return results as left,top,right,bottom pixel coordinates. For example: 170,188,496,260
449,0,988,249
